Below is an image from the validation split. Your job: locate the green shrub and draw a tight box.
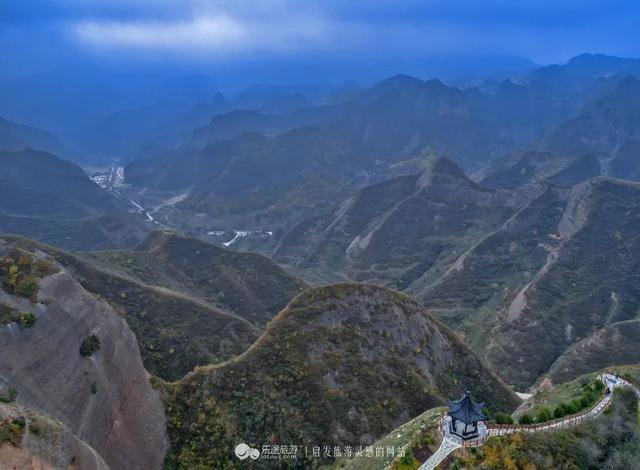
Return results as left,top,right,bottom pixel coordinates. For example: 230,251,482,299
536,406,553,423
458,389,640,469
394,449,419,469
0,388,17,403
519,414,534,425
79,334,101,357
495,412,514,424
18,312,36,327
533,379,605,424
1,256,35,299
563,402,577,415
0,251,57,302
33,259,58,277
14,278,38,300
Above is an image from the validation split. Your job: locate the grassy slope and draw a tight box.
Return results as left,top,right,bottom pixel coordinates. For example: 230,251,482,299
548,320,640,384
280,168,640,391
333,407,446,470
79,230,307,328
478,150,600,189
275,158,522,292
420,178,640,389
513,372,601,419
419,185,563,349
487,178,640,388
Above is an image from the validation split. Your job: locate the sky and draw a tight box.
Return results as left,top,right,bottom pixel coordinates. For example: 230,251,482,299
0,0,639,159
2,0,640,78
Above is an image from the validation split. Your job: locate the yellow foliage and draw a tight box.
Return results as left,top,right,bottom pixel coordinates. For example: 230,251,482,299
483,444,501,468
510,432,524,446
502,452,518,470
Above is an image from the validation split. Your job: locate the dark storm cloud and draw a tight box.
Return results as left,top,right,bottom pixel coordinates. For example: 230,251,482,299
1,0,639,68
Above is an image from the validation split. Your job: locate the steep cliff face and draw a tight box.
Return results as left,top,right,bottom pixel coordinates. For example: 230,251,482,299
0,240,168,469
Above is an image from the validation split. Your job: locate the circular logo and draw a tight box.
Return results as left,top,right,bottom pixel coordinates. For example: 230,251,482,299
235,443,260,460
235,443,250,460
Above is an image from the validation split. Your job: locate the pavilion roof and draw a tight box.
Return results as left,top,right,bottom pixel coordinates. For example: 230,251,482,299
447,391,487,424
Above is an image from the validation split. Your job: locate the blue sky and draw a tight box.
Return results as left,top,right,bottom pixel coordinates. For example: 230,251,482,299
2,0,640,69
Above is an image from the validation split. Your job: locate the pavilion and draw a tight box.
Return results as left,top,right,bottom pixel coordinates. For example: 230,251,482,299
447,391,487,440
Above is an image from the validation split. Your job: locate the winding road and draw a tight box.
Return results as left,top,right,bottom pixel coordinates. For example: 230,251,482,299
419,373,639,470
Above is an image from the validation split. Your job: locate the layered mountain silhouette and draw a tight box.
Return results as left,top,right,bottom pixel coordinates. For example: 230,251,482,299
480,76,640,188
122,54,640,239
0,149,147,250
423,177,640,388
0,116,80,162
274,157,535,286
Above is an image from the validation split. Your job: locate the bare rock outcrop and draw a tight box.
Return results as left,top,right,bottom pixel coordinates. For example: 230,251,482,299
0,402,109,470
0,241,168,469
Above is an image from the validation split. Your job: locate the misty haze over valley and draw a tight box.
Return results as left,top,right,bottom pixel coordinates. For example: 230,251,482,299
1,1,640,469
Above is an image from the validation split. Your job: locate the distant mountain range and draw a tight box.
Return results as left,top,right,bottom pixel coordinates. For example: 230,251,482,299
1,55,639,389
0,148,147,249
120,54,640,240
480,76,640,187
0,116,81,162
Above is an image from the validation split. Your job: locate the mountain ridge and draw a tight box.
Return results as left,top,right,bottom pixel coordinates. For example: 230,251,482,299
163,282,519,468
4,230,307,381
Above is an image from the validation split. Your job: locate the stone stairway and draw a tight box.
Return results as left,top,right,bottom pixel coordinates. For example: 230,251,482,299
418,435,461,470
418,373,640,469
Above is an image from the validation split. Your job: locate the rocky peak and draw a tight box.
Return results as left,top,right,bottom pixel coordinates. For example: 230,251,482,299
416,156,483,191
